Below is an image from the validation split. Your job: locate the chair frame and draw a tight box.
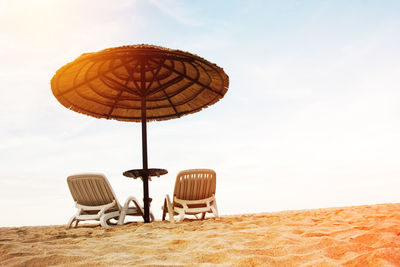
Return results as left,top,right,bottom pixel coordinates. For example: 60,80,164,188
67,173,154,228
162,169,219,222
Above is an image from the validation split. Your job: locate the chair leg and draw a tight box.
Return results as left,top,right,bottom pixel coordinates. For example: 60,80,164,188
162,199,167,221
177,210,185,222
101,212,120,227
168,209,175,223
164,195,175,223
201,212,206,220
118,209,127,225
67,216,76,229
119,196,146,224
211,201,219,218
100,216,110,227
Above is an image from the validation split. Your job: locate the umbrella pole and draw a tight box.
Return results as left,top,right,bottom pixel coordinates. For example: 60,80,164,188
141,97,150,223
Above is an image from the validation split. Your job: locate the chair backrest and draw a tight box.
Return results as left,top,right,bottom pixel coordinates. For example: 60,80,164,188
173,169,216,200
67,173,120,211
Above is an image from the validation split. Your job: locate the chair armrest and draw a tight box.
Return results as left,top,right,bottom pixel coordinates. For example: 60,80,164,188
123,196,144,216
174,195,215,205
75,200,116,216
162,194,175,222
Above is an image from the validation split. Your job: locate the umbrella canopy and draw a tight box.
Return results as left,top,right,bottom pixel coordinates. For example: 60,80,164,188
51,44,228,121
51,44,229,222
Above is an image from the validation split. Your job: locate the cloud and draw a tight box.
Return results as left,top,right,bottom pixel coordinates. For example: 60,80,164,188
149,0,204,26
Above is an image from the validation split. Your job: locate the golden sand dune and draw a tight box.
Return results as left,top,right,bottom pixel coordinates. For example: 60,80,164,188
1,203,400,266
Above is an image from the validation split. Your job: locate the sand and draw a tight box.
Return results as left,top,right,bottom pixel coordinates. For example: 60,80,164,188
1,203,400,266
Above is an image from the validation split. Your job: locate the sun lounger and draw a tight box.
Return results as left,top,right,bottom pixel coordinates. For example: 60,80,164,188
162,169,219,222
67,173,154,227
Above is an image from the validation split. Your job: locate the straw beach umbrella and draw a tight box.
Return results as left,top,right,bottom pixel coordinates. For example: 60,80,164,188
51,44,229,223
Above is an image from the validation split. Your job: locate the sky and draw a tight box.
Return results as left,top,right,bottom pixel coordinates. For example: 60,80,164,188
1,0,400,226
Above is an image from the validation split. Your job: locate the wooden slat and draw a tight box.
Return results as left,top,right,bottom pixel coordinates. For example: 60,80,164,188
67,174,117,208
174,169,216,200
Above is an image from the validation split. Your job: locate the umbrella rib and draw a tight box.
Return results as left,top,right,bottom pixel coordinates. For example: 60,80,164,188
109,56,142,95
146,58,197,103
70,60,97,93
145,57,166,91
100,75,142,98
85,79,119,102
147,96,217,120
150,68,203,109
64,61,123,107
169,86,204,107
63,97,185,119
63,98,140,120
147,57,201,105
150,74,203,112
148,58,224,97
63,82,204,112
162,89,179,116
106,82,128,118
147,76,184,97
81,61,128,103
120,57,143,95
106,91,124,118
55,59,131,97
152,73,179,116
61,94,216,121
66,66,140,109
64,85,117,110
147,57,182,97
191,59,212,87
203,60,227,92
105,58,142,117
58,59,110,102
192,60,226,93
149,63,178,116
149,95,219,119
147,81,193,102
